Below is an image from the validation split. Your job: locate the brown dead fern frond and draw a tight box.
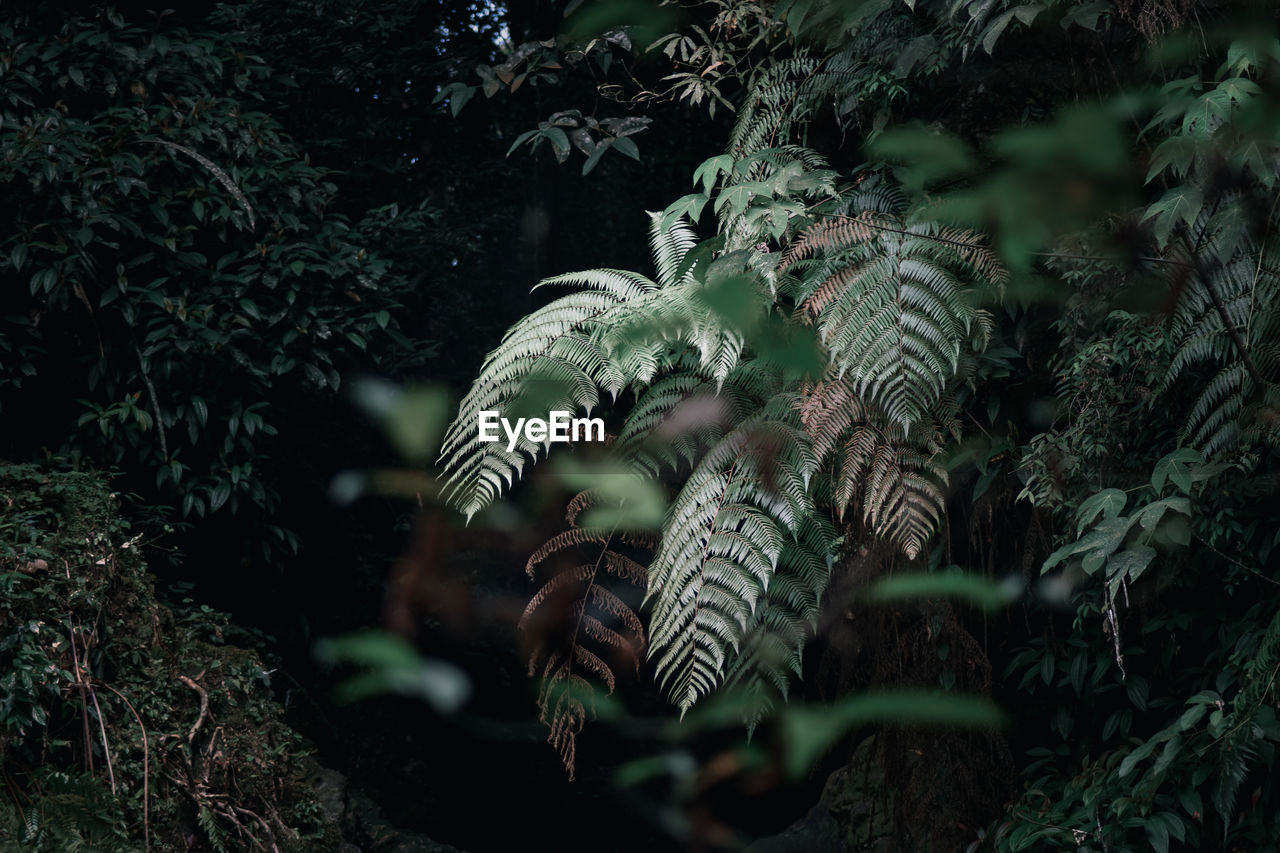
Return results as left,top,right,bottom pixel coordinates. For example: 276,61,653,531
521,489,653,778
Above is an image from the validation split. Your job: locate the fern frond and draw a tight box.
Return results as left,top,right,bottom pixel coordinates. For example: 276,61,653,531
729,58,823,159
439,281,646,519
521,490,651,777
1161,217,1280,457
648,211,698,288
792,209,995,430
721,512,836,730
800,377,952,559
646,403,818,712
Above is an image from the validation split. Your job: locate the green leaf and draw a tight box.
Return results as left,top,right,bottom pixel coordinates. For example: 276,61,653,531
1076,488,1127,534
660,193,709,231
612,135,640,161
866,569,1019,611
1106,545,1156,587
582,139,611,175
1143,186,1203,246
351,379,449,464
1152,447,1201,494
713,182,770,217
435,82,477,117
779,690,1004,779
1146,816,1169,853
693,153,735,194
315,629,471,713
506,129,539,156
1145,136,1197,183
209,481,231,513
544,126,571,161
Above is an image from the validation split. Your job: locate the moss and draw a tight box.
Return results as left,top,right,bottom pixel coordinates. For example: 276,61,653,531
0,464,328,851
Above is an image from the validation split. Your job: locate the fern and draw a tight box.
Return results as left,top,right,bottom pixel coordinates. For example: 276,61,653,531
785,202,1003,430
520,490,651,779
1163,229,1280,457
646,398,818,713
721,511,836,730
799,377,955,559
438,57,1007,760
438,270,656,521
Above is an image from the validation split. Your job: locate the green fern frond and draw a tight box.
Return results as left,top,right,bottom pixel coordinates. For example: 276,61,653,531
1162,228,1280,457
793,210,992,430
648,211,699,288
646,403,818,713
721,512,836,730
438,275,649,519
729,58,822,159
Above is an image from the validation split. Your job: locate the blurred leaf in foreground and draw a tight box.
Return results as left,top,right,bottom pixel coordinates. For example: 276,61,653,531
315,629,471,713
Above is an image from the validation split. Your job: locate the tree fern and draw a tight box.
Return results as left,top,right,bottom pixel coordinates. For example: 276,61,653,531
720,511,836,730
438,266,657,520
1163,228,1280,458
436,60,1009,769
799,377,955,559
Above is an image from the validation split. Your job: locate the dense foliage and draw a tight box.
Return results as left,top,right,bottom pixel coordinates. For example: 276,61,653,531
436,0,1280,849
0,7,436,557
0,465,330,850
4,0,1280,851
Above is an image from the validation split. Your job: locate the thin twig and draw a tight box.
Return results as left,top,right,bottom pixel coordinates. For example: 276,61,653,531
178,674,209,744
66,614,95,776
94,680,150,853
89,685,117,795
133,340,169,461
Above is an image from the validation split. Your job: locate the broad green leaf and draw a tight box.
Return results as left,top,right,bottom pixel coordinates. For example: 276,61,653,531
612,135,640,161
693,153,735,194
867,569,1020,611
1076,488,1127,534
1143,186,1202,246
779,691,1004,779
582,139,611,174
1151,447,1201,494
660,193,709,231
